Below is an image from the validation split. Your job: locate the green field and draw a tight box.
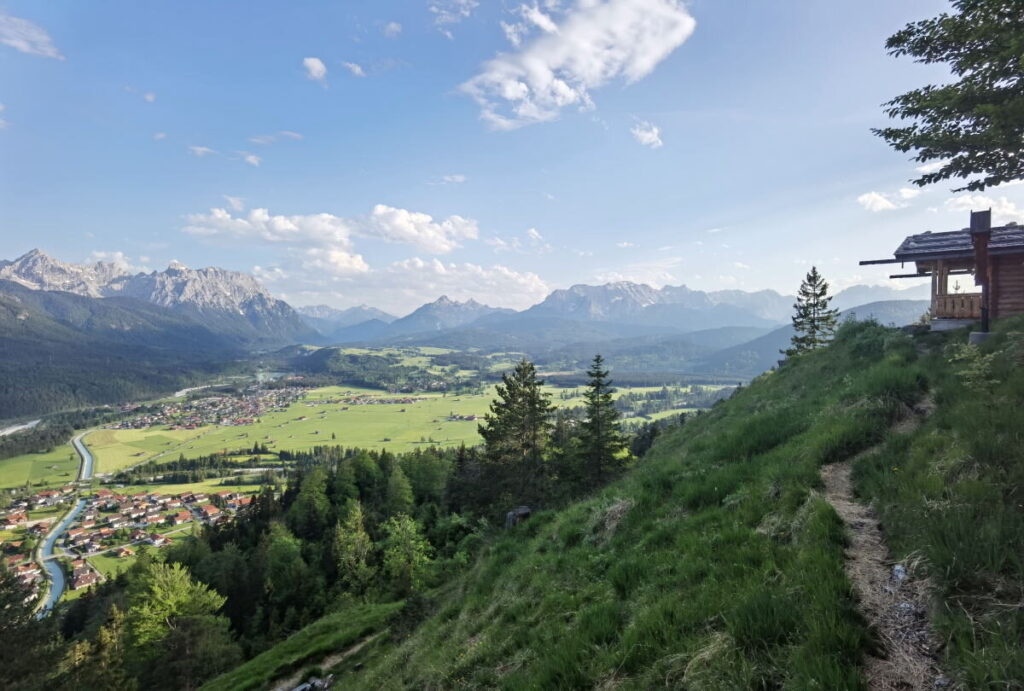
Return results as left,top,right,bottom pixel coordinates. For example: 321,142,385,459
0,445,80,491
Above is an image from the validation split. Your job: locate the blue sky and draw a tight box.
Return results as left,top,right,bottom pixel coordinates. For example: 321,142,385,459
2,0,1022,315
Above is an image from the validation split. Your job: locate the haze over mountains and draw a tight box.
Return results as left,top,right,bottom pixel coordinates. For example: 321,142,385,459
0,248,931,417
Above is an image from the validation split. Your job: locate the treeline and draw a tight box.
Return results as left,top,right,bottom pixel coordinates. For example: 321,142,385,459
300,350,469,393
1,354,655,690
112,447,281,486
0,406,131,461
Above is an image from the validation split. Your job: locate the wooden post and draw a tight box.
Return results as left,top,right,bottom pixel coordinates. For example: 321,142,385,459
971,209,993,331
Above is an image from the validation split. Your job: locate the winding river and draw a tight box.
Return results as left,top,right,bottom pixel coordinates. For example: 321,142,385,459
36,433,94,616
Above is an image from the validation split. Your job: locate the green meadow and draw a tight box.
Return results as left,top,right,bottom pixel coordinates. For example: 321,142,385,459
0,444,80,490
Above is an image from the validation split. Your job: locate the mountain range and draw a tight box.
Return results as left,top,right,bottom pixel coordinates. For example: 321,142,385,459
0,249,316,349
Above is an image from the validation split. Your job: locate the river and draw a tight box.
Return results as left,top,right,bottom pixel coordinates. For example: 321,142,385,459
36,433,94,616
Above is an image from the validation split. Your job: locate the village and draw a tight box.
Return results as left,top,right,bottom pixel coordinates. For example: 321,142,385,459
107,387,306,431
0,484,256,600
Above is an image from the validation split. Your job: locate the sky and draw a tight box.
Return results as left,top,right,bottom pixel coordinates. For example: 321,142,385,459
2,0,1023,316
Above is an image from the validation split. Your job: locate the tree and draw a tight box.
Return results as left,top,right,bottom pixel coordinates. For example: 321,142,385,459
580,354,628,488
380,514,433,595
477,358,555,504
786,267,839,356
0,563,54,690
287,467,331,539
331,499,375,595
873,0,1024,191
386,466,414,517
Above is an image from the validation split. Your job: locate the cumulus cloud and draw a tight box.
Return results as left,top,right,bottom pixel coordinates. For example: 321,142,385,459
0,103,7,129
898,187,921,200
361,204,478,253
184,203,479,257
857,191,899,212
188,145,216,157
303,57,327,82
488,227,552,254
222,195,245,211
383,21,402,38
342,61,366,77
630,120,663,148
371,258,549,312
0,11,64,59
88,251,147,272
945,194,1023,225
461,0,695,129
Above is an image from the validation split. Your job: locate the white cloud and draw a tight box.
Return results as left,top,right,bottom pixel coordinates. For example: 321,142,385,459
734,261,750,269
188,145,216,157
526,227,544,243
630,120,663,148
361,204,478,253
153,132,167,141
222,195,245,212
461,0,695,129
442,173,467,184
143,92,156,103
616,241,635,248
88,251,147,272
916,159,951,174
0,103,7,129
898,187,921,200
945,194,1023,225
253,265,289,283
240,152,261,167
857,191,899,212
488,227,552,254
595,255,683,287
430,0,479,37
342,61,366,77
374,257,549,312
249,130,304,145
0,11,64,60
184,203,478,258
706,227,724,234
383,21,402,38
303,57,327,82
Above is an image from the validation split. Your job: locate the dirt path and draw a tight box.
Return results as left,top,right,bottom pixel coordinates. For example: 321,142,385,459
819,398,946,690
269,631,384,691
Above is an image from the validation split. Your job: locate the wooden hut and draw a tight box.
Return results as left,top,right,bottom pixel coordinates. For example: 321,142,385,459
860,210,1024,331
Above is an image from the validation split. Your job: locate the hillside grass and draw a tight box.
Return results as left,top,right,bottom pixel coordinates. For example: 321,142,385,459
853,318,1024,685
0,444,80,490
330,321,929,689
201,602,404,691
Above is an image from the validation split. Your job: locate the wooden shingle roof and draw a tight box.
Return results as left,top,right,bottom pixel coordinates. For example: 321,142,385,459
895,224,1024,261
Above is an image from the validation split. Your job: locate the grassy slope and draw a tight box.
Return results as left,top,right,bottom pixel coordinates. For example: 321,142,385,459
227,321,923,690
202,320,1023,688
202,602,404,691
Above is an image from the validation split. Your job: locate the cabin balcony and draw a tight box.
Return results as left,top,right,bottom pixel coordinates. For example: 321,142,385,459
933,293,981,320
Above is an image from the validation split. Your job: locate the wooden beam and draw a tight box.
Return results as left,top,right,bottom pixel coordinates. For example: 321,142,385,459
859,258,902,265
889,269,972,279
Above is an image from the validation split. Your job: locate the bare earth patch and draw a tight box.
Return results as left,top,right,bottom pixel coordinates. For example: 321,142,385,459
820,398,946,690
270,631,385,691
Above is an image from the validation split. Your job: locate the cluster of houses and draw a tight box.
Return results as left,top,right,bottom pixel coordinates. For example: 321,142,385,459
61,488,254,557
3,545,43,595
447,413,479,422
105,388,304,431
2,485,77,524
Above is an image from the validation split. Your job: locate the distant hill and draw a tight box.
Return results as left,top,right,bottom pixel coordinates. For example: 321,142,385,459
0,249,316,349
0,281,230,418
298,304,396,341
692,300,930,377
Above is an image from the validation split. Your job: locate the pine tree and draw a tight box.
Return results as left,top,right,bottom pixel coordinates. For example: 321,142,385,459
385,466,414,517
581,354,628,488
331,500,375,595
786,266,839,356
477,358,555,504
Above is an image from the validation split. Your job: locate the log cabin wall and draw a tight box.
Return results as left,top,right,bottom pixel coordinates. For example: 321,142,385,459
994,254,1024,318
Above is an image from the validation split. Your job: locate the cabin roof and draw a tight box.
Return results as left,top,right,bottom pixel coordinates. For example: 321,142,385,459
895,223,1024,261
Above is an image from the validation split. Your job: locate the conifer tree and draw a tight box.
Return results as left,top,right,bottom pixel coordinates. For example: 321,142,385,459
786,266,839,356
581,354,627,488
385,466,414,517
332,499,375,595
478,359,554,504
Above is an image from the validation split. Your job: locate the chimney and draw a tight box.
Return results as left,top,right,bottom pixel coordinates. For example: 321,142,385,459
970,209,992,235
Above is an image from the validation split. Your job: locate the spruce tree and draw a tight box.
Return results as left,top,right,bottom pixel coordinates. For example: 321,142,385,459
786,266,839,356
385,466,414,517
580,354,627,488
478,358,554,504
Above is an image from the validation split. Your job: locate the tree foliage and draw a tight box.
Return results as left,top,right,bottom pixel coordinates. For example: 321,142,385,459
381,514,434,595
873,0,1024,191
786,267,839,357
580,354,628,488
